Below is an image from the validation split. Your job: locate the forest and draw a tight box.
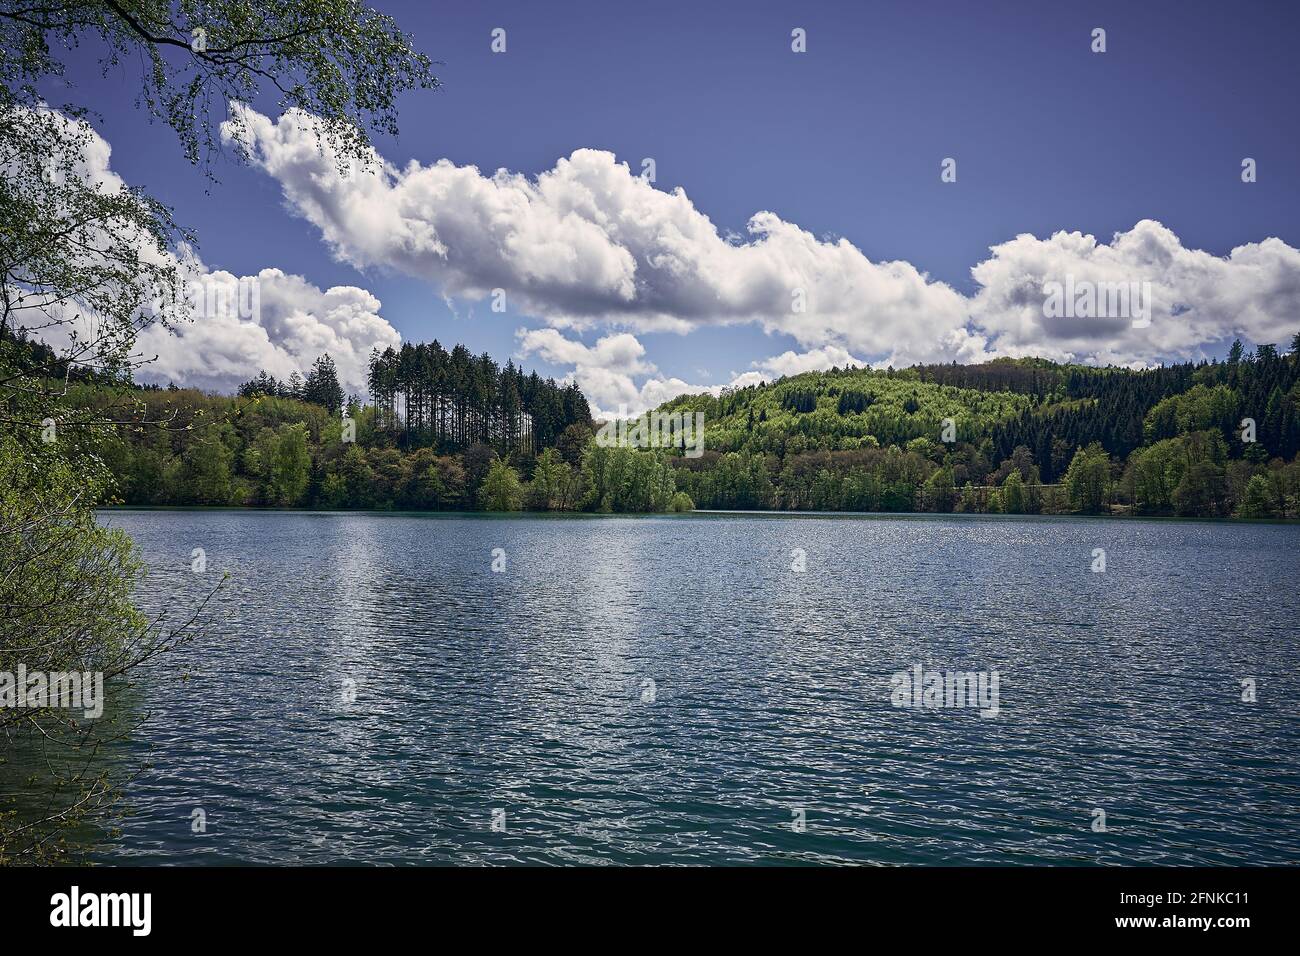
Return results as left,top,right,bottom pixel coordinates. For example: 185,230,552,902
21,328,1300,521
662,338,1300,519
365,341,593,453
25,331,683,514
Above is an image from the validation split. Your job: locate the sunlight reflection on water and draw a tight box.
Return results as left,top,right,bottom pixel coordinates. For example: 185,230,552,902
72,510,1300,865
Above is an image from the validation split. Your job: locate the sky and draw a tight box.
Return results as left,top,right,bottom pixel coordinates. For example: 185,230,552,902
41,0,1300,414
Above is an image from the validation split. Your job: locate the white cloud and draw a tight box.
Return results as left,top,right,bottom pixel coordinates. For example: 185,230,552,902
515,328,653,378
37,105,1300,413
227,105,1300,383
969,220,1300,364
754,345,867,378
516,327,719,418
15,110,402,398
224,105,970,366
134,264,400,396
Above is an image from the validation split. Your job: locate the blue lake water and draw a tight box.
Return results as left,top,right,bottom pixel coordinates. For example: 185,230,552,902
67,510,1300,863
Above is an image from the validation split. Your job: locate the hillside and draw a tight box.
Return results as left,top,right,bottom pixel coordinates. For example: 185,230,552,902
658,348,1300,517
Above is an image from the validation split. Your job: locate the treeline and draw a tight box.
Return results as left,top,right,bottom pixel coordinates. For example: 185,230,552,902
237,341,594,458
70,335,1300,520
71,382,688,514
367,340,592,454
0,326,120,386
238,353,350,415
670,441,1300,518
660,340,1300,519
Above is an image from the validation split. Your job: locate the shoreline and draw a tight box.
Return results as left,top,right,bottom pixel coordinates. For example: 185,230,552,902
94,505,1300,526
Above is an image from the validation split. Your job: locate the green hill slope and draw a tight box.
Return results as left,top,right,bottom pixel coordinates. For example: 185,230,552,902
654,350,1300,517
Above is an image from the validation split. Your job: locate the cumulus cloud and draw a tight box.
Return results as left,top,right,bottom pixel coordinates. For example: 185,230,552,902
227,104,1300,386
754,345,867,378
516,327,719,417
224,105,970,366
970,220,1300,364
16,110,402,398
25,100,1288,414
133,264,400,396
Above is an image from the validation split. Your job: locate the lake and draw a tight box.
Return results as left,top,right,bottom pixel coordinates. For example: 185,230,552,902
46,511,1300,863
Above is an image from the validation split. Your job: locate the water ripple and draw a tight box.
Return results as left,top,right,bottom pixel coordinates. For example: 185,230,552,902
70,510,1300,865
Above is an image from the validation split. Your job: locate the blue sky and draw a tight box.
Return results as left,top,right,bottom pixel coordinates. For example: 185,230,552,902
49,0,1300,409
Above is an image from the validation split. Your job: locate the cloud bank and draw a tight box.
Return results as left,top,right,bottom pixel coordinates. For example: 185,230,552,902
969,220,1300,366
223,105,972,367
225,104,1300,412
36,104,1295,412
132,265,399,397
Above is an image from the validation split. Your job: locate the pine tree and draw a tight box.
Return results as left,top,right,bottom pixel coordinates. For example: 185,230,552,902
303,353,345,414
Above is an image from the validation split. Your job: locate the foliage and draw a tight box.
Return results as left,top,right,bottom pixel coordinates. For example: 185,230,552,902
365,340,592,455
0,424,213,862
1063,443,1111,514
302,354,344,414
524,448,576,511
656,349,1300,520
661,364,1036,456
1238,474,1276,519
667,491,695,513
580,444,677,514
479,457,523,512
1,0,437,172
1001,470,1026,514
59,376,689,514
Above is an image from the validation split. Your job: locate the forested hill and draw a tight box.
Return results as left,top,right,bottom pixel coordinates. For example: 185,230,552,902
659,344,1300,518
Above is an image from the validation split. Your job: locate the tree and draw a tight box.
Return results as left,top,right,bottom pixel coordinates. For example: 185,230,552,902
318,472,347,509
1001,470,1026,514
525,448,570,510
364,340,589,453
0,107,200,859
2,2,437,173
179,426,235,504
959,481,978,513
1,0,437,860
668,491,695,512
1063,443,1111,513
0,431,213,862
400,448,464,510
270,423,311,505
1238,474,1276,518
1172,460,1226,517
479,458,523,511
1129,439,1180,513
302,353,344,414
335,445,375,508
580,445,679,513
925,466,956,512
556,423,594,467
